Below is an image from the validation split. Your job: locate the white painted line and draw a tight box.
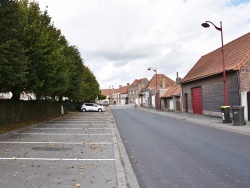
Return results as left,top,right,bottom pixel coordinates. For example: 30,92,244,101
0,157,115,161
43,124,111,126
79,121,111,122
12,133,111,136
32,128,112,130
0,141,112,145
33,128,83,130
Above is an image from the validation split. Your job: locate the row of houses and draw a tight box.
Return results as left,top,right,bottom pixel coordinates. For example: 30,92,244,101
101,32,250,122
101,74,182,111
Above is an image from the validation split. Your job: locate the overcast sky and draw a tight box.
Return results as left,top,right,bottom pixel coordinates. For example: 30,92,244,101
36,0,250,89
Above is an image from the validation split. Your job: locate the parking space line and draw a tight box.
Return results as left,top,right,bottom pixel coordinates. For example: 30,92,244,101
33,128,83,130
41,124,111,126
0,141,112,144
53,120,109,125
12,133,111,136
32,128,112,130
0,157,115,161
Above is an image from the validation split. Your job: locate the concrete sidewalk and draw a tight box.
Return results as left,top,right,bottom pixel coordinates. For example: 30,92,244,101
137,107,250,135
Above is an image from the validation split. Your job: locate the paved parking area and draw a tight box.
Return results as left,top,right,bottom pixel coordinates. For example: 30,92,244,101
0,112,134,188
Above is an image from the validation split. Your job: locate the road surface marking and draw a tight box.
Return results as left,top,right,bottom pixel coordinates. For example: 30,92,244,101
0,141,112,145
43,124,111,126
12,133,111,136
32,128,112,130
0,157,115,161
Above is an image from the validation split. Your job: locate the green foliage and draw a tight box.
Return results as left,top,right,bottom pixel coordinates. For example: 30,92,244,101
63,45,84,100
99,94,106,100
0,0,100,101
0,0,28,97
78,66,100,102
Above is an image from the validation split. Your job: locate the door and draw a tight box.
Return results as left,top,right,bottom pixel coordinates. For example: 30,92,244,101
176,97,181,111
185,93,188,113
169,99,174,110
248,92,250,121
191,87,202,114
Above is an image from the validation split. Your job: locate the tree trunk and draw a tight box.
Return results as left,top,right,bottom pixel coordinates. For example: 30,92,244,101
11,89,20,100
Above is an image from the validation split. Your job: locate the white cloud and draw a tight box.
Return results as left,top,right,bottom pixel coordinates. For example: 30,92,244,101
36,0,250,88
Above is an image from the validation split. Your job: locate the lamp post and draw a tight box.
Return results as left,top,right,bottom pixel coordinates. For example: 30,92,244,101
148,67,158,109
109,85,113,105
201,21,228,106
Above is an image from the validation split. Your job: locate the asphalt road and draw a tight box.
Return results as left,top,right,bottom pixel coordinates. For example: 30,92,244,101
112,109,250,188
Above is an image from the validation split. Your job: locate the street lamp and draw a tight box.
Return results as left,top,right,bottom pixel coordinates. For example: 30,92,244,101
109,85,113,105
201,21,228,106
148,67,158,109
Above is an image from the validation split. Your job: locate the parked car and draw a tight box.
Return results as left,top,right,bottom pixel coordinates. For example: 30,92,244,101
103,101,109,106
81,103,105,112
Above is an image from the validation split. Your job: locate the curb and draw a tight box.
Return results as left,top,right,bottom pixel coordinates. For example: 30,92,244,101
110,111,140,188
137,107,250,136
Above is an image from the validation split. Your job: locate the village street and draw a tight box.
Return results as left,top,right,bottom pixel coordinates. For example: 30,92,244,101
112,107,250,188
1,105,250,188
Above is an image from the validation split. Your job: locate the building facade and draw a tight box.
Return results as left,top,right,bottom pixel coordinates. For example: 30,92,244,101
142,74,175,109
128,78,149,105
181,33,250,121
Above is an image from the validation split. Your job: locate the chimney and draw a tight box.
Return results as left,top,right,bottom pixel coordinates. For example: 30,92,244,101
176,72,181,85
119,85,122,88
127,83,130,86
162,76,166,89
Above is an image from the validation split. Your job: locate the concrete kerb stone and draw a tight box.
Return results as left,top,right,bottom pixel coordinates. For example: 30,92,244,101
137,107,250,136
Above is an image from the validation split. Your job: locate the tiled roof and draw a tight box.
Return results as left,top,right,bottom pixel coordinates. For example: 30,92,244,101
181,32,250,83
129,78,147,88
118,85,129,94
172,85,181,96
101,89,118,96
161,85,179,98
142,74,175,90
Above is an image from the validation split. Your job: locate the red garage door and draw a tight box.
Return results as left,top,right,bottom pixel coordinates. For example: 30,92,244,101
191,87,202,114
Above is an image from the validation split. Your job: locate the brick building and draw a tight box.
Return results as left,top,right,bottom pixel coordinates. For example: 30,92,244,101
128,78,149,105
141,74,175,108
181,33,250,121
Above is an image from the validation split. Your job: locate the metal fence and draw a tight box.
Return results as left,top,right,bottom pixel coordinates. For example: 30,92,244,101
0,100,82,126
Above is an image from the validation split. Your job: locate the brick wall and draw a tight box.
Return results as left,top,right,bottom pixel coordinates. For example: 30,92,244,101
239,58,250,92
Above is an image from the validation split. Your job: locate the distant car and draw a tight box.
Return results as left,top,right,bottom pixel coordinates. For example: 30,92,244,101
103,101,109,106
81,103,105,112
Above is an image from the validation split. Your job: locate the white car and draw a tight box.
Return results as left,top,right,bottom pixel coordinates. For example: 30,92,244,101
81,103,105,112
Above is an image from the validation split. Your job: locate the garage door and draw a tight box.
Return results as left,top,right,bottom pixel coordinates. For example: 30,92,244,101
191,87,202,114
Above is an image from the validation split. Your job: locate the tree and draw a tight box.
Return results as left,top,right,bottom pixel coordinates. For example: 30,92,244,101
62,45,84,101
0,0,101,101
78,66,100,102
0,0,28,99
20,1,69,99
99,94,106,100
